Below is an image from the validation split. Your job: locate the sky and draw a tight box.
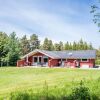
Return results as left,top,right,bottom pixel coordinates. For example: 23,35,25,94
0,0,100,48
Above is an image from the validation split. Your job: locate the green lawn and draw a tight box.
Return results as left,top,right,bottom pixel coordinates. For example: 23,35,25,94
0,67,100,98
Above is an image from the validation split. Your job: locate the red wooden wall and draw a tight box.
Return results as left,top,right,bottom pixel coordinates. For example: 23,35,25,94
48,59,59,67
17,60,25,67
80,59,95,68
65,59,95,68
17,52,95,68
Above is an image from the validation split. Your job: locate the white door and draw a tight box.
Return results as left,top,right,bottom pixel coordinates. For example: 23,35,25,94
81,64,89,68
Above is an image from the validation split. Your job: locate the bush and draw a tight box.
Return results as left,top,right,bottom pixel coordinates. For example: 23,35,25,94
10,92,32,100
8,81,100,100
95,59,100,65
67,81,91,100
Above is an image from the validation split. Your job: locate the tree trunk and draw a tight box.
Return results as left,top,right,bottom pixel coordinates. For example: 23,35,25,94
0,61,3,67
7,61,9,66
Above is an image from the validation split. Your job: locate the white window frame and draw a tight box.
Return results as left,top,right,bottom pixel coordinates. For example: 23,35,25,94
33,56,42,63
81,59,89,62
33,56,38,63
38,56,42,63
43,57,48,63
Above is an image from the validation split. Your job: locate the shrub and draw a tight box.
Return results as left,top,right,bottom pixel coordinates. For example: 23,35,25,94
67,81,91,100
8,80,100,100
10,92,31,100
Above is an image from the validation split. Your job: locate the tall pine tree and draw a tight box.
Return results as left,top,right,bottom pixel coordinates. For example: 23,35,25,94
43,38,49,50
48,40,54,50
20,35,30,55
64,41,69,50
30,34,40,51
7,32,20,66
59,41,63,51
54,43,60,51
0,32,9,66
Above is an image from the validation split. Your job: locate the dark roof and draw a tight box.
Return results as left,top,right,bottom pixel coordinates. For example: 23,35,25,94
21,49,96,59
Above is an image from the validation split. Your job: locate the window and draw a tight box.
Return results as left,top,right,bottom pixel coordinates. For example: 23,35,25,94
39,57,41,62
81,59,88,62
44,58,48,63
62,59,66,61
77,59,81,61
34,57,37,62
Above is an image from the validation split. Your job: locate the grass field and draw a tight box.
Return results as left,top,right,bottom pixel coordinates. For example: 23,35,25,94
0,67,100,99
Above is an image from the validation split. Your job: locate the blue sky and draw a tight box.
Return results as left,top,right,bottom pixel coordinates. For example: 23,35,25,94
0,0,100,48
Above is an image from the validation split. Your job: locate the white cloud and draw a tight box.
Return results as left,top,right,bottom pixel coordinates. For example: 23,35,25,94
0,0,100,48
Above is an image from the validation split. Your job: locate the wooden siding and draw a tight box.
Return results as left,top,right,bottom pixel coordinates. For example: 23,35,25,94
17,52,95,68
17,60,25,67
65,59,95,68
48,59,59,67
80,59,95,68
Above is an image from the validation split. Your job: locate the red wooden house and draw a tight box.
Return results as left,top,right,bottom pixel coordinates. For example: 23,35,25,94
17,49,96,68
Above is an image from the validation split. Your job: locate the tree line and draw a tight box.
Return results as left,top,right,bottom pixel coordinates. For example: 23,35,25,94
0,31,99,66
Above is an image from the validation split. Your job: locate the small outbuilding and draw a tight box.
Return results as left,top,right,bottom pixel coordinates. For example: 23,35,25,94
17,49,96,68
